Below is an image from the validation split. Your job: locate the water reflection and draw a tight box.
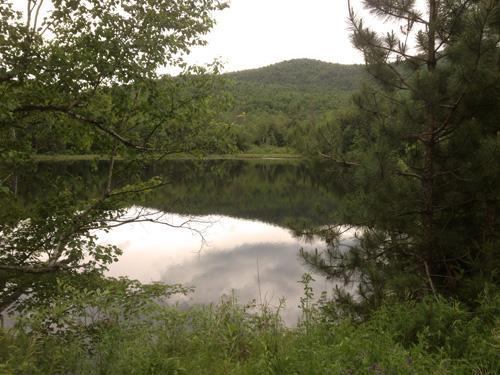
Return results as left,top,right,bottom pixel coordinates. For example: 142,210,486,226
100,210,329,324
10,159,340,229
10,159,343,324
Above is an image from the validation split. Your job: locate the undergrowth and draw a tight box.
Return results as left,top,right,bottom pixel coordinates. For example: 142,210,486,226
0,277,498,374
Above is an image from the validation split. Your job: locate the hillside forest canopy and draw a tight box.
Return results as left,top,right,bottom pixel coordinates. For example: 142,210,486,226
0,0,499,374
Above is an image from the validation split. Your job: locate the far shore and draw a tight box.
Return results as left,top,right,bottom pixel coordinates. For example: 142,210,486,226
31,152,303,162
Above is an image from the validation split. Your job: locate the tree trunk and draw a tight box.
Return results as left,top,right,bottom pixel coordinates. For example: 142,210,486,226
422,0,438,290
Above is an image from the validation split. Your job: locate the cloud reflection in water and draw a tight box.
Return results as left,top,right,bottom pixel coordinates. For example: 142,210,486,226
101,210,330,324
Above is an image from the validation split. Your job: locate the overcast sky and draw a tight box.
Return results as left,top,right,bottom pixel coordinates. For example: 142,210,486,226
186,0,366,72
16,0,426,74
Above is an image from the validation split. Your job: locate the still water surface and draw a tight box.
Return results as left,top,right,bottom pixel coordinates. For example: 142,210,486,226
99,209,329,324
21,159,343,323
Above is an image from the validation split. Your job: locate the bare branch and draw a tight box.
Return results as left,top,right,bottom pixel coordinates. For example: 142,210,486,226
395,169,422,180
319,152,360,167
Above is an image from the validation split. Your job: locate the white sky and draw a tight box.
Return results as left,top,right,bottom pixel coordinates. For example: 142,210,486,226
186,0,366,72
185,0,429,72
14,0,428,73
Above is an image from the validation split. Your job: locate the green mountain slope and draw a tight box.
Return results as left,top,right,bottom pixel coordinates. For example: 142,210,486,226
226,58,366,91
222,59,366,151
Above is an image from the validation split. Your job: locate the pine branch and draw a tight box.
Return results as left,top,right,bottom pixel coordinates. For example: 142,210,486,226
363,0,428,25
434,0,475,53
432,2,498,140
348,1,427,64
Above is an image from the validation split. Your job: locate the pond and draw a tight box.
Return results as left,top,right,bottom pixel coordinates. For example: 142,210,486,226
14,159,346,324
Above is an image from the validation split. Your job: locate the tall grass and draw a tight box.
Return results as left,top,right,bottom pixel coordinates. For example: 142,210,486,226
0,278,498,374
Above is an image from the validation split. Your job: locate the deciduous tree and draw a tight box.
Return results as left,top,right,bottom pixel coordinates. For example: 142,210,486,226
0,0,229,313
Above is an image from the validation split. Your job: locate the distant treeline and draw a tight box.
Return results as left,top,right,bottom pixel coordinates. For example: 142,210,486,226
19,59,366,155
224,59,366,151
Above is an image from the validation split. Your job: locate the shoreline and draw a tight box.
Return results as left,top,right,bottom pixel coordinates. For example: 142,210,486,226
31,153,304,162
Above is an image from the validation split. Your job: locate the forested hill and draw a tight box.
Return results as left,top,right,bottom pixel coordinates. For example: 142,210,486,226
11,58,367,155
223,59,366,151
226,59,366,91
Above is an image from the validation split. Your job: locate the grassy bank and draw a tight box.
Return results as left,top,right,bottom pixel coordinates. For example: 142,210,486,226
1,280,498,374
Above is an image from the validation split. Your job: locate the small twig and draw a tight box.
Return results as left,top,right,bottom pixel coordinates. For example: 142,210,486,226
318,152,360,167
424,261,438,298
257,257,262,307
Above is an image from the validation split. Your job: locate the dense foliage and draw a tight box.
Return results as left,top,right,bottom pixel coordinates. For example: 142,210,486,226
301,0,500,317
224,59,366,151
1,277,498,374
2,55,368,154
1,0,499,373
0,0,230,313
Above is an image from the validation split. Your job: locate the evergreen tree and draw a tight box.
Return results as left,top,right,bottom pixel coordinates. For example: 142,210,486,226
303,0,500,315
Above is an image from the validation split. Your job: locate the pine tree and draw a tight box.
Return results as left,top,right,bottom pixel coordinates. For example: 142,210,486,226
303,0,500,314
